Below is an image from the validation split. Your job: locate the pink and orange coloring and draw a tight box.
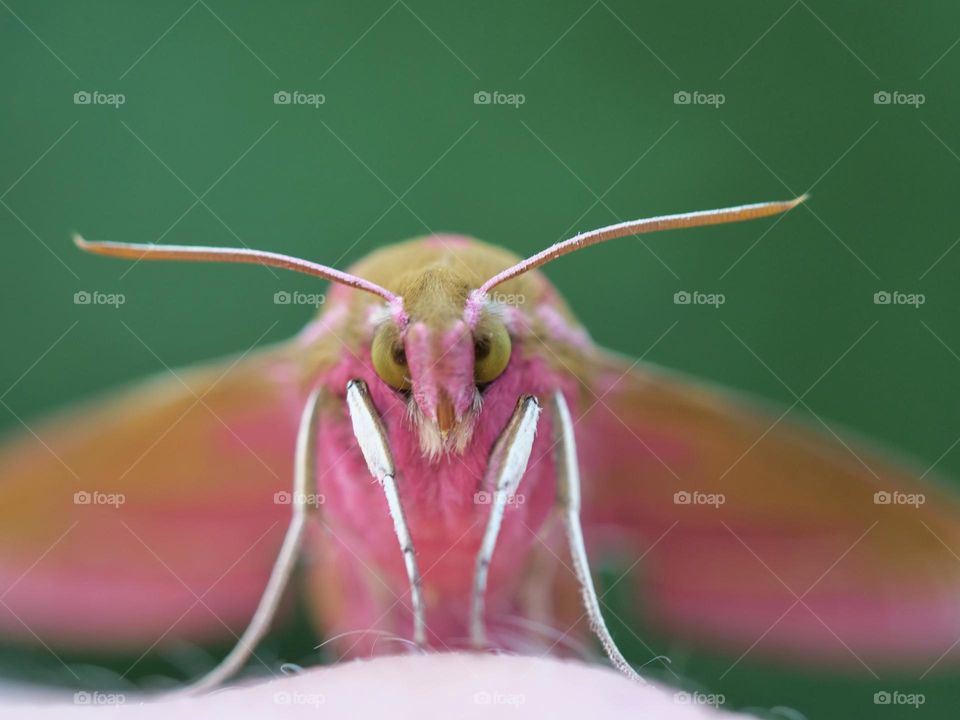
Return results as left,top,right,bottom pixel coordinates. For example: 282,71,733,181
3,194,960,694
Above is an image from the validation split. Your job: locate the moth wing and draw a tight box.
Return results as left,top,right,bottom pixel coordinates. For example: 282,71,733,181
0,346,307,650
574,349,960,669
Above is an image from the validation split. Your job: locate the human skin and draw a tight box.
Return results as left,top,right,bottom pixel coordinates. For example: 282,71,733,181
9,654,738,719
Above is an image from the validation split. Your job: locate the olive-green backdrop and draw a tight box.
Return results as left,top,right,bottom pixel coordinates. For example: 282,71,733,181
2,1,959,717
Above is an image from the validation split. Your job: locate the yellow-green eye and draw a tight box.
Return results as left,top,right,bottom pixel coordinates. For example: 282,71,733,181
474,324,511,385
371,328,410,391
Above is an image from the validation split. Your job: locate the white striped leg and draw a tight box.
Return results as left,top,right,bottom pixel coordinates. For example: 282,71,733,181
180,386,324,696
470,395,541,648
345,379,426,647
552,390,646,683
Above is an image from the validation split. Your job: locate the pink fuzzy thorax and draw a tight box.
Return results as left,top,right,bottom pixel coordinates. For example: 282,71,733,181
314,336,576,652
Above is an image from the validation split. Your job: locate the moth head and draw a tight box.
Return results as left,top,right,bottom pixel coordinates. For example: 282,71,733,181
371,310,512,456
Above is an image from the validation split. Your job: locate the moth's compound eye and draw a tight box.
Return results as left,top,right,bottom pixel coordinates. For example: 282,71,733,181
371,328,410,391
474,323,511,385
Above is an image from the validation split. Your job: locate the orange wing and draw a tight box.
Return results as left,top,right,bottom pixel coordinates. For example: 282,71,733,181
575,350,960,671
0,347,305,651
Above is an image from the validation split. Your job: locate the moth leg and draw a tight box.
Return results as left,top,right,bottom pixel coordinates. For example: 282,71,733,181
345,379,427,647
552,390,646,684
181,386,325,696
470,395,541,648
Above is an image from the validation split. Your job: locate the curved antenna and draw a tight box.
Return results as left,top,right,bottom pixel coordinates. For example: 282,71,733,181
73,235,405,313
476,195,807,298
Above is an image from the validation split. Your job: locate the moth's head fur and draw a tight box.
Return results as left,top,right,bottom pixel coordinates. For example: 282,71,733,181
352,236,541,458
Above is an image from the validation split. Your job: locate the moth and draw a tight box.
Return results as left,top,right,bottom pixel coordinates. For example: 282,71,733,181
1,194,958,694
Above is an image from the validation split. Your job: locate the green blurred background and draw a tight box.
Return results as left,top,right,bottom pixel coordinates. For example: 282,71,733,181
2,0,959,716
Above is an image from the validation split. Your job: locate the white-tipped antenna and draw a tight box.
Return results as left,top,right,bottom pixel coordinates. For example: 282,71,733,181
73,235,405,317
476,195,807,296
